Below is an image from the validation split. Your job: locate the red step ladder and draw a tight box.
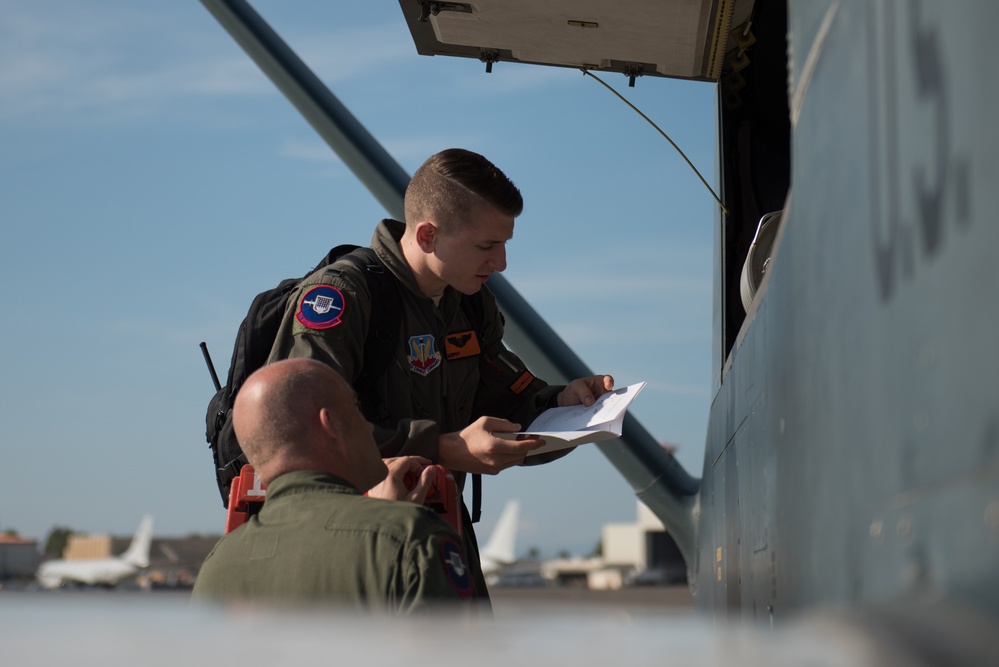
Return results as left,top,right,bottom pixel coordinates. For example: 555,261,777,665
224,465,266,534
223,463,461,536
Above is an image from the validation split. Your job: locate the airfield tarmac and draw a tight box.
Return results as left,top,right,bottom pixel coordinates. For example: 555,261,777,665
490,584,695,616
8,584,993,665
0,584,717,667
0,581,696,613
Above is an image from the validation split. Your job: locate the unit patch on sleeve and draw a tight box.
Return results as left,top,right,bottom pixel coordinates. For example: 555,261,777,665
407,334,441,376
440,537,472,598
509,370,535,395
295,285,346,330
444,330,481,361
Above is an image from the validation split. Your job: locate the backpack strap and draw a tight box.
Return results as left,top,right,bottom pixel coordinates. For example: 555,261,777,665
471,471,482,524
458,289,488,524
327,247,401,423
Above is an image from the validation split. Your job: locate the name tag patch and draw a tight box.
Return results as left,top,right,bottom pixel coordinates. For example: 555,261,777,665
444,330,481,360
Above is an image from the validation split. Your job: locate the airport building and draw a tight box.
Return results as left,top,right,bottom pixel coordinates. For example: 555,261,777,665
538,502,687,590
64,534,112,560
0,534,40,580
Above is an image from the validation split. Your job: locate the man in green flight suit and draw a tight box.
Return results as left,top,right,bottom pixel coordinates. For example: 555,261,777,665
268,149,614,603
192,358,474,612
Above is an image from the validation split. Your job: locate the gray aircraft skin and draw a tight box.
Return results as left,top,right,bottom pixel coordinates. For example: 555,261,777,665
200,0,999,653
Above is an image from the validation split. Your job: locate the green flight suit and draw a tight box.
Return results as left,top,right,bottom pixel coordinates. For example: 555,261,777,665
267,219,567,600
192,471,473,612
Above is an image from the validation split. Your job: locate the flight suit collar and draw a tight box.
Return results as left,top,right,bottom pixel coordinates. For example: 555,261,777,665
265,470,361,500
371,218,463,315
371,219,424,297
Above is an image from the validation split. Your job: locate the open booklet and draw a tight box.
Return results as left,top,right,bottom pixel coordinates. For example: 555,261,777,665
498,382,646,457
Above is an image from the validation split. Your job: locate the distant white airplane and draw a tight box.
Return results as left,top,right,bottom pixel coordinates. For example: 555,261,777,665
36,515,154,589
479,500,519,580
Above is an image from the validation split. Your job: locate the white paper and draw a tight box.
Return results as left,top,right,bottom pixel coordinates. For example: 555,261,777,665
498,382,646,456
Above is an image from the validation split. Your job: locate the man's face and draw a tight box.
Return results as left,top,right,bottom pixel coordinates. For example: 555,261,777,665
432,205,514,295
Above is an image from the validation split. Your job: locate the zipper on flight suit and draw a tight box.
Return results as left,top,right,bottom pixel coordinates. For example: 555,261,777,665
437,291,471,430
438,296,453,426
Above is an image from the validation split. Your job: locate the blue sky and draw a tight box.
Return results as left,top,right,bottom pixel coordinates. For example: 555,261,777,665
0,0,717,557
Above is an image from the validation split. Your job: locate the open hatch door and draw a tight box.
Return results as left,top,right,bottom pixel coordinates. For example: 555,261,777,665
400,0,757,82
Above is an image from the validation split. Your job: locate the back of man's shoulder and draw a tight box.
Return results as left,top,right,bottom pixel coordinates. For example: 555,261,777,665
353,497,454,539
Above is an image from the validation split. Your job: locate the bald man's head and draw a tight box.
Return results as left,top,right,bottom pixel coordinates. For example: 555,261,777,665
233,358,386,491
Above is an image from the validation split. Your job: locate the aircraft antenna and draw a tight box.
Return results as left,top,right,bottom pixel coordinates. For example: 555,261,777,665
581,68,729,216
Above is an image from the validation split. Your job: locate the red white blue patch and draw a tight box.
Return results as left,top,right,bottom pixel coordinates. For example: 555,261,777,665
295,285,345,330
440,537,472,598
407,334,441,376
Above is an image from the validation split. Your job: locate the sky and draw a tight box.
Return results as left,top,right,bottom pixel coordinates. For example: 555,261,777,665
0,0,718,558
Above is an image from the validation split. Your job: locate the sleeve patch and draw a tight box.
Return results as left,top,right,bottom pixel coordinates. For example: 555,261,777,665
509,371,535,395
440,537,473,598
295,286,345,330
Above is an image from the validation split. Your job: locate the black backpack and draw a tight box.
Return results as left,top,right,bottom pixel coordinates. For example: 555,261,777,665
203,244,402,506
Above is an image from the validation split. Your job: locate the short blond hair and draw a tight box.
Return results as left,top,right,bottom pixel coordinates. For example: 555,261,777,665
404,149,523,235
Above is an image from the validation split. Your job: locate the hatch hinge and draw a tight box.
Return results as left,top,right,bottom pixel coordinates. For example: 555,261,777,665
480,49,499,73
417,1,473,23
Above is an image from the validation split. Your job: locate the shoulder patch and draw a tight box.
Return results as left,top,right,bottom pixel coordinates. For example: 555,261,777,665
440,537,472,598
296,285,345,330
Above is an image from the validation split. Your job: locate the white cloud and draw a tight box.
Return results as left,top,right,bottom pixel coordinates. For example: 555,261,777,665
292,27,417,83
0,3,412,126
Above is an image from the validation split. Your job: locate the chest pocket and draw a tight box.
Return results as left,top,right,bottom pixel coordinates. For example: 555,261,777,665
444,329,482,420
387,295,487,425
